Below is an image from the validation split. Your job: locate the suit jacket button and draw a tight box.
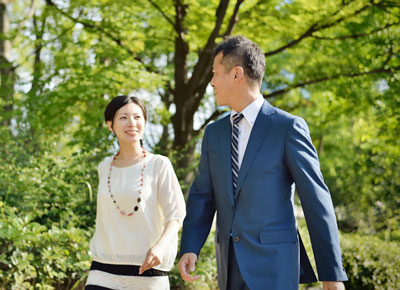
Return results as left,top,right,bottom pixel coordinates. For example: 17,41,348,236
234,236,240,242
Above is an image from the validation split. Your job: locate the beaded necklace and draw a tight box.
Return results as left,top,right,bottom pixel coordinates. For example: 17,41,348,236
108,147,147,216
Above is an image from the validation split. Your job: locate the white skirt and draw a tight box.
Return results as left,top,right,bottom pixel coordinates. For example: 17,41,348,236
86,270,170,290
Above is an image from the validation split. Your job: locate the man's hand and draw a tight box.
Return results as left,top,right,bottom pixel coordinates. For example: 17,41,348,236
139,244,165,274
178,253,200,282
323,281,345,290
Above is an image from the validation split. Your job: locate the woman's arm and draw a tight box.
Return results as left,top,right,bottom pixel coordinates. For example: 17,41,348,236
139,219,181,274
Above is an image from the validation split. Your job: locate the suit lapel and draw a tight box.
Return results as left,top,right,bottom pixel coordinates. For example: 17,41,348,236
234,100,275,197
219,117,235,206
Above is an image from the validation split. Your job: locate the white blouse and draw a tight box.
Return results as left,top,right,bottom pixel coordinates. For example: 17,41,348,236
89,153,186,271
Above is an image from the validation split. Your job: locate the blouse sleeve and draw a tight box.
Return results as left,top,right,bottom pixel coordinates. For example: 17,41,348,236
157,156,186,227
97,157,110,179
98,160,104,179
94,158,107,226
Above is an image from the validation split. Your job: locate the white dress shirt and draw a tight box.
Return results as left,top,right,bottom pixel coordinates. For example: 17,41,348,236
230,96,264,168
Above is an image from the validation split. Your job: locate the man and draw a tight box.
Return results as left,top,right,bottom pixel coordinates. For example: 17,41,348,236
178,35,347,290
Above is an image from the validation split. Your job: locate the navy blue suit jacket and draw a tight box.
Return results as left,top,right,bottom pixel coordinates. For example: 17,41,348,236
180,100,347,290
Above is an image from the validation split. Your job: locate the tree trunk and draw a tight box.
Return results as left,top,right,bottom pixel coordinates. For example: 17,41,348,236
168,0,234,192
0,1,15,128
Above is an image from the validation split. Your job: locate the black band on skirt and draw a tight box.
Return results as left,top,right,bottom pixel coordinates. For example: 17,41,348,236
90,261,169,277
85,285,113,290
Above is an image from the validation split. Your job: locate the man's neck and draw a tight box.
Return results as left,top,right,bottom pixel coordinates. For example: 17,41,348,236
230,89,261,112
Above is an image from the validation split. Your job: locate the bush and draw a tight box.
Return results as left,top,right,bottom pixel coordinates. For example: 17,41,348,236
297,218,400,290
0,136,101,289
0,204,92,290
341,233,400,290
170,227,218,290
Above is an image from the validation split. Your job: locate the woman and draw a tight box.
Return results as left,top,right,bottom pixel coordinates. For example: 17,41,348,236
86,95,186,290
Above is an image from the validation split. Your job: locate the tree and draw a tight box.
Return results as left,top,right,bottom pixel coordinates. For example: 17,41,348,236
3,0,399,193
1,0,399,287
6,0,398,166
0,0,16,127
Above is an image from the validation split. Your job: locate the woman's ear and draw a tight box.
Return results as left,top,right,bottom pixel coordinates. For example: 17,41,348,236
106,121,114,133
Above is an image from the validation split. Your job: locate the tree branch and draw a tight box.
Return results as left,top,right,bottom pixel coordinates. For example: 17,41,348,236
383,46,393,67
374,2,400,17
264,2,373,57
45,0,155,72
12,0,36,44
147,0,176,31
263,65,400,98
160,80,174,108
375,0,400,8
194,108,224,136
173,0,189,91
187,0,230,94
312,21,400,40
189,69,213,117
222,0,244,37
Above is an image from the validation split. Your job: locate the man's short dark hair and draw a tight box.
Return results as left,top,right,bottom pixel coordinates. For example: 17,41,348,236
214,35,265,86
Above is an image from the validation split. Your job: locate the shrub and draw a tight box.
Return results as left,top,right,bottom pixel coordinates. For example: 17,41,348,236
297,218,400,290
0,138,100,289
341,233,400,290
0,204,92,289
170,227,218,290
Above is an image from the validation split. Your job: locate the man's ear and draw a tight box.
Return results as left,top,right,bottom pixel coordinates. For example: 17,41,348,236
106,121,114,133
233,66,244,82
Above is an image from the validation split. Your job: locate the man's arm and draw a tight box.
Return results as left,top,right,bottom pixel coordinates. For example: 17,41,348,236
323,281,345,290
178,127,216,281
285,117,348,282
178,253,200,282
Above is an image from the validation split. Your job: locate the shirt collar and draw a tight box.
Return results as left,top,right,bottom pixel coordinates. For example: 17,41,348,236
230,95,264,126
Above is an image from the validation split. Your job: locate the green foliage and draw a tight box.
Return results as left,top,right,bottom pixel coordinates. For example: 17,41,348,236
297,218,319,290
298,218,400,290
2,0,399,287
0,128,103,289
170,228,218,290
169,219,400,290
0,205,91,289
273,65,400,238
341,233,400,290
1,137,102,230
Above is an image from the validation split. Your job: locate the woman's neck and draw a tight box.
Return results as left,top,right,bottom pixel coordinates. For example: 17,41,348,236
117,142,143,160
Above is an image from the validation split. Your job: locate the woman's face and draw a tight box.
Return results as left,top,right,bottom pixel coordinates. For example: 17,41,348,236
107,102,145,145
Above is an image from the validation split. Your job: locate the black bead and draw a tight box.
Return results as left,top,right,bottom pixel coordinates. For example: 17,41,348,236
134,206,139,211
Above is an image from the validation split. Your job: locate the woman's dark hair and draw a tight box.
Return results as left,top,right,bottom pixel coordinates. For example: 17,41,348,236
104,95,147,128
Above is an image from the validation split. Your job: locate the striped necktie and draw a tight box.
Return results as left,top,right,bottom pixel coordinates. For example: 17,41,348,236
231,113,244,193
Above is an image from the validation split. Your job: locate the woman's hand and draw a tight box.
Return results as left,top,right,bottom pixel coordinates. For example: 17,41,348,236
139,244,165,274
139,220,180,274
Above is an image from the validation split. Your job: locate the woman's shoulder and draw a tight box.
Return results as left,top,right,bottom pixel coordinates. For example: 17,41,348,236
98,156,113,171
147,153,172,167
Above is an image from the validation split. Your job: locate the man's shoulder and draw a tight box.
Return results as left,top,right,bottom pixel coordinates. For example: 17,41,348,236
271,105,295,119
270,105,305,124
269,106,311,135
205,113,230,131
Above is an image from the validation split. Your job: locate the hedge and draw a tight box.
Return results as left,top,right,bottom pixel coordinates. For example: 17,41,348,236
1,204,399,289
341,233,400,290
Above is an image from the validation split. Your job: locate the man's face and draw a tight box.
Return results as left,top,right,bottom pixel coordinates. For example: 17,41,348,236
210,52,235,107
